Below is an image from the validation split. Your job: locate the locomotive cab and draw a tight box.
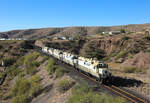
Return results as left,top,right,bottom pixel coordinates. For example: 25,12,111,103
97,63,111,83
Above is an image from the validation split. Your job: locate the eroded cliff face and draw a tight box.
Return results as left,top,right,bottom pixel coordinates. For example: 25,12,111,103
86,34,150,70
95,34,147,54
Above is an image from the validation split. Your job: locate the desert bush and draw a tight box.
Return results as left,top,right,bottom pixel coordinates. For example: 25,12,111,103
25,62,37,75
16,56,25,66
0,45,3,49
45,58,56,75
143,35,150,40
0,53,3,59
29,75,42,97
57,79,75,93
102,56,110,61
41,56,48,63
11,78,30,97
18,72,26,78
71,84,91,95
122,36,129,40
29,74,41,83
55,66,67,77
3,58,16,66
7,65,23,79
24,52,40,65
120,29,126,33
115,51,127,59
10,94,29,103
110,51,117,57
146,47,150,52
129,48,140,54
123,66,146,73
32,61,40,67
67,84,127,103
24,52,40,75
10,75,42,103
84,48,106,60
0,72,2,79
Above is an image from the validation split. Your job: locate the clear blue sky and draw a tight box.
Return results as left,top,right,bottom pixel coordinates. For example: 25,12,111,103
0,0,150,32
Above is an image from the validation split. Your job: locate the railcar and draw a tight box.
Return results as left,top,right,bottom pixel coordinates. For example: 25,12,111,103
42,47,111,83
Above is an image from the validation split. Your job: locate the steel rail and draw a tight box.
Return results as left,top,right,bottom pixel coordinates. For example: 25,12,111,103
104,85,138,103
111,85,148,103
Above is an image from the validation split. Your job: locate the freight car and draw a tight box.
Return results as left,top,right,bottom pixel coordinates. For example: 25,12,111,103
42,47,111,83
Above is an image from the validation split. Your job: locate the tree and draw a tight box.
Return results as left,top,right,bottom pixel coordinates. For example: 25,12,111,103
120,29,126,33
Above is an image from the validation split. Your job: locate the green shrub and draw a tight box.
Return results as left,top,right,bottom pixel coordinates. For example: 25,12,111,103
7,65,23,79
110,51,117,57
123,66,145,73
41,56,48,63
10,75,42,103
16,56,25,66
0,72,3,79
0,45,3,49
72,84,91,95
10,94,29,103
57,79,75,93
25,62,37,75
3,58,16,66
115,51,127,59
18,72,26,78
143,35,150,40
32,61,40,67
122,36,129,40
45,58,56,75
67,85,127,103
24,52,41,75
11,78,30,97
24,52,40,65
29,75,42,97
120,29,126,33
84,48,106,60
0,53,3,59
55,67,67,77
146,47,150,52
102,56,110,61
29,74,41,83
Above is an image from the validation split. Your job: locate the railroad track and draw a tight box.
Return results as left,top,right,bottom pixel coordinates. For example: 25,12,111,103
70,65,148,103
33,46,149,103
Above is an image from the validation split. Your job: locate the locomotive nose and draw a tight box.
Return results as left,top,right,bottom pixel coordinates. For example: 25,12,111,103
102,69,110,77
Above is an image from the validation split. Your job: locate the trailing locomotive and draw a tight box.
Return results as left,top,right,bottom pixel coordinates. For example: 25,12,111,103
42,47,111,83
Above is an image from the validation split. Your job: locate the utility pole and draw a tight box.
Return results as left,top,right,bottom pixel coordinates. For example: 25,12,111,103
2,61,4,67
1,61,6,71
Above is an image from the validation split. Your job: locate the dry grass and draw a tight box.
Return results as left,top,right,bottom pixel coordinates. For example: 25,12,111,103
122,66,146,73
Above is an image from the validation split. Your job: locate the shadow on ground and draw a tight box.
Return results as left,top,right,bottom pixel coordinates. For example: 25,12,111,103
109,76,143,87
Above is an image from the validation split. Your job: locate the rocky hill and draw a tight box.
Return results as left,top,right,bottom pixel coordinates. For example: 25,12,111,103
1,23,150,39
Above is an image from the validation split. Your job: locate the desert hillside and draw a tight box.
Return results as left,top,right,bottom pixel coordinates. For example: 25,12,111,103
1,23,150,39
0,40,128,103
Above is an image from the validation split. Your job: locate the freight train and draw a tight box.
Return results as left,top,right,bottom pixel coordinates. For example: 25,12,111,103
42,47,111,83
